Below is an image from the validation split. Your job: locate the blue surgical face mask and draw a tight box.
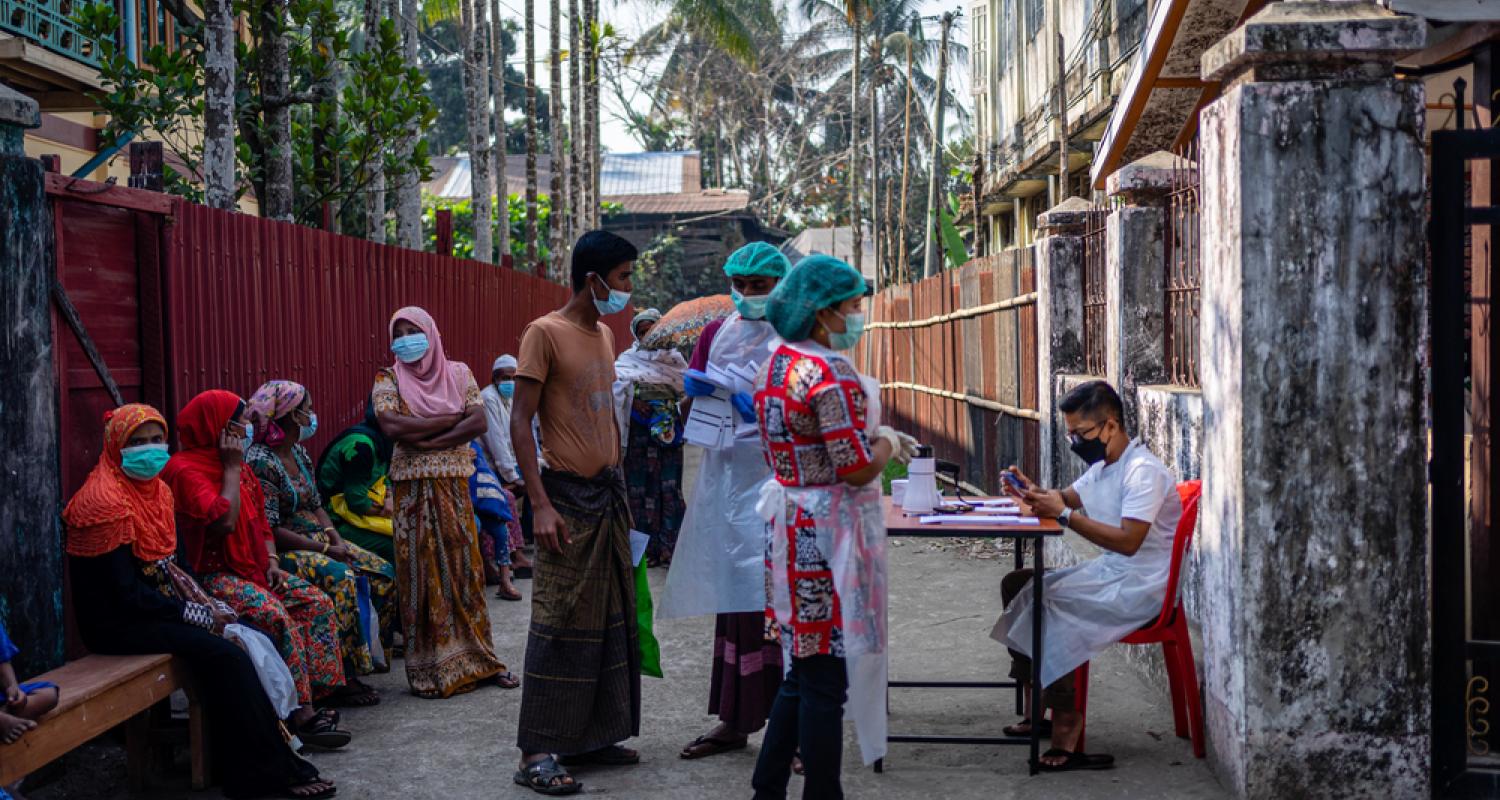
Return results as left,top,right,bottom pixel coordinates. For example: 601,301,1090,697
299,413,318,442
829,310,866,351
732,288,770,320
120,443,171,481
497,380,515,399
392,332,429,363
591,275,631,316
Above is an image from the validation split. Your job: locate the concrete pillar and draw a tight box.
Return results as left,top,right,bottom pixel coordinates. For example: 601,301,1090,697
1197,4,1428,796
0,85,64,675
1034,196,1089,488
1104,150,1178,431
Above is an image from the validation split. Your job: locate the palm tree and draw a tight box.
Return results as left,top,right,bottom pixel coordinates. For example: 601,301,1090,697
524,0,539,271
569,0,582,241
461,0,494,262
489,0,508,259
202,0,235,210
363,0,386,241
549,0,566,279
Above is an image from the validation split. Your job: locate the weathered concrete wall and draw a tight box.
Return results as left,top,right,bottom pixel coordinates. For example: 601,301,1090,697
1035,197,1091,488
0,87,63,676
1106,206,1168,432
1197,4,1429,795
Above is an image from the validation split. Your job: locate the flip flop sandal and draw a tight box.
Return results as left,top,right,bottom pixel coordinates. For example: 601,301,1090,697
323,685,380,708
680,735,748,759
513,756,582,796
494,671,521,690
1002,717,1053,737
559,745,640,767
496,587,524,601
284,780,338,799
297,716,352,751
1038,748,1115,772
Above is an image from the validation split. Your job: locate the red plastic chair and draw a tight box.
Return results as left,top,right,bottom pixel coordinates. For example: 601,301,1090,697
1073,480,1205,758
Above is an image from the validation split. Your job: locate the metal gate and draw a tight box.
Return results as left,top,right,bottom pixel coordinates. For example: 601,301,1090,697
1430,121,1500,798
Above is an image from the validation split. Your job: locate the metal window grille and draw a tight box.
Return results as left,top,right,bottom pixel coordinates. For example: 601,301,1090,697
1082,203,1108,377
1026,0,1044,40
1164,145,1202,387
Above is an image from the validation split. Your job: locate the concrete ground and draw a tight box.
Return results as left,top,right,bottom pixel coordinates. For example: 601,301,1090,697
29,447,1226,799
28,546,1225,800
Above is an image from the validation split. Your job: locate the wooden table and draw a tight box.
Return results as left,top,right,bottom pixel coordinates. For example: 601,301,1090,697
881,497,1064,776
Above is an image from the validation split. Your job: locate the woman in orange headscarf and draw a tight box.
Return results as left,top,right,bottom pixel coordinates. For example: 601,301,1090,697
65,404,336,799
160,390,350,743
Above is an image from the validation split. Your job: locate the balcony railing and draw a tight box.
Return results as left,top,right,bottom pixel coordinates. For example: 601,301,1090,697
1,0,100,66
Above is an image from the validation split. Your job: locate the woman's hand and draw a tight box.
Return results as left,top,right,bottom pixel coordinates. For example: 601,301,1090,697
325,542,355,563
4,685,24,709
218,427,244,469
266,565,290,591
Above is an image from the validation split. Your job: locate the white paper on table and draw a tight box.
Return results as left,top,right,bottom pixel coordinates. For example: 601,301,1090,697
917,514,1040,526
629,530,651,566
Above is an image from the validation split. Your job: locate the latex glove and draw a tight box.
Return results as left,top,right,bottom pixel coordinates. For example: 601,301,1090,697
874,426,920,464
684,370,716,398
731,391,757,424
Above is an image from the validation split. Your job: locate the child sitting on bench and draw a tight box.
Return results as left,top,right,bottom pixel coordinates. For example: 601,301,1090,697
0,620,59,746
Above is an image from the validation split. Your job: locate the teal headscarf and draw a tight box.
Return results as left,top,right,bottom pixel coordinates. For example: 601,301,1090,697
724,242,791,278
765,255,866,342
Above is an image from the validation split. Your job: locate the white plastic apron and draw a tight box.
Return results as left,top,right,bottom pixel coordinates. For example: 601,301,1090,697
990,441,1174,687
658,314,780,618
753,340,890,766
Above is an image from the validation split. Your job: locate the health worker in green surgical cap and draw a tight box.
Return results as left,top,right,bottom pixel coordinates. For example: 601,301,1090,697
750,255,920,799
663,241,794,763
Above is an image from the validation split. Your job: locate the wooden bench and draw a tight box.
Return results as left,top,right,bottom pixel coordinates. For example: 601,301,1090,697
0,654,208,790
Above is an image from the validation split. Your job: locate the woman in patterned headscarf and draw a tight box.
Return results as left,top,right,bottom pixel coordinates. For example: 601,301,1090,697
374,306,518,698
246,380,396,703
67,404,339,798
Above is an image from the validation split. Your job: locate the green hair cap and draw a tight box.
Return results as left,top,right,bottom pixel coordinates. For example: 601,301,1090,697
765,255,866,342
723,242,792,278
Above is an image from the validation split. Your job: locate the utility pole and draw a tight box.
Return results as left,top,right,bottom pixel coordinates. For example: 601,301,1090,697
897,30,914,283
923,9,956,279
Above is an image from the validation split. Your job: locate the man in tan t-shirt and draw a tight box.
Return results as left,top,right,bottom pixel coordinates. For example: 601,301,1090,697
510,230,641,795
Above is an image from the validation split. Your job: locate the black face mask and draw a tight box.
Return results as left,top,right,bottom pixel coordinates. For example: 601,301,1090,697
1069,427,1110,466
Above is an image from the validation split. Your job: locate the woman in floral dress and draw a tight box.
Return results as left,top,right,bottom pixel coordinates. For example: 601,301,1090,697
247,380,396,701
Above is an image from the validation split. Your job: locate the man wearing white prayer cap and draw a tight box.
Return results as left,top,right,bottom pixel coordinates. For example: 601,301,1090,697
480,353,537,592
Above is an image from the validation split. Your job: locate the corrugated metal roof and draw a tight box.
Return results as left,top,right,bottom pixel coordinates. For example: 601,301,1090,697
424,152,750,216
780,225,877,280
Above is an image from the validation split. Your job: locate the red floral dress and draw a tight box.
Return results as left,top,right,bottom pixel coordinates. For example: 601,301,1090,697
755,343,875,659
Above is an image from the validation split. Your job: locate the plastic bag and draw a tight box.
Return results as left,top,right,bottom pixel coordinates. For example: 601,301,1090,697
223,623,298,719
635,560,663,678
355,576,386,671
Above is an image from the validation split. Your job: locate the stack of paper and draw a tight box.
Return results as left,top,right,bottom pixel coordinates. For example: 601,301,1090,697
683,362,760,449
917,514,1041,526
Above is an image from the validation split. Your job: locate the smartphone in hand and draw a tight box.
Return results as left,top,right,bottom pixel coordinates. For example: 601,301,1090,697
1001,470,1026,494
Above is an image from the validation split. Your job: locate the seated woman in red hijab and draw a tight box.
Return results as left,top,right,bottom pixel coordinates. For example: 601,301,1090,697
64,404,336,799
161,390,353,740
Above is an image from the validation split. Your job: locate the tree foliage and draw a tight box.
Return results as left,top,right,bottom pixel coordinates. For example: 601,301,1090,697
76,0,435,228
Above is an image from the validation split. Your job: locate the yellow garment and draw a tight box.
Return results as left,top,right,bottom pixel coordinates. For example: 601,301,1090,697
331,476,393,537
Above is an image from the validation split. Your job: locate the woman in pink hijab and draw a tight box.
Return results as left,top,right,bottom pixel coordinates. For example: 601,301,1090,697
372,307,519,697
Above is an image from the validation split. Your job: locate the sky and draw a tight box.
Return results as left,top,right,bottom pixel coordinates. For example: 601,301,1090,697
590,0,972,153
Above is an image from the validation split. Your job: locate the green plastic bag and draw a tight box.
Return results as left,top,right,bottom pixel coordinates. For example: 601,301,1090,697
635,560,663,678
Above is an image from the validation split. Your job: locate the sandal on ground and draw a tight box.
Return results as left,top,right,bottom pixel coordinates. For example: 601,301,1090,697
513,756,581,796
559,744,640,767
1002,717,1053,737
496,586,523,601
296,715,352,751
493,671,521,689
310,708,340,727
680,734,748,759
323,683,380,708
1038,748,1115,772
284,779,337,799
